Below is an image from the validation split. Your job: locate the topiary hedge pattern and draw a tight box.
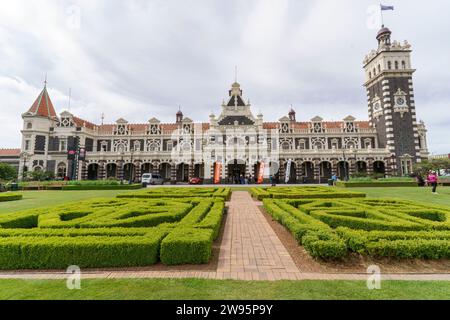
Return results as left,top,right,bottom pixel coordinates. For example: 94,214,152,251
263,198,450,260
0,197,225,269
117,187,231,200
250,186,366,200
0,193,23,202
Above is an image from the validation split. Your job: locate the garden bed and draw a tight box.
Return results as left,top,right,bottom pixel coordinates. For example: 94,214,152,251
250,186,366,200
117,187,232,200
263,198,450,260
0,197,225,269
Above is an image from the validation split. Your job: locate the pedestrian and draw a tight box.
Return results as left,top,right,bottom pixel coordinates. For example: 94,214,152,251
331,174,338,186
427,171,438,194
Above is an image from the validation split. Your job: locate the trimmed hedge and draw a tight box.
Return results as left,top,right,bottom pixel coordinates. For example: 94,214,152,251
336,181,418,188
0,193,23,202
117,187,231,200
160,228,214,265
62,184,142,190
0,197,226,269
251,186,365,200
263,198,450,260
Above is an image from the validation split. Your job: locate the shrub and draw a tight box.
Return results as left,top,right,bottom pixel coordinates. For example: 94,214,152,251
118,187,231,200
0,197,226,269
0,193,23,202
160,228,213,265
250,186,366,200
263,197,450,260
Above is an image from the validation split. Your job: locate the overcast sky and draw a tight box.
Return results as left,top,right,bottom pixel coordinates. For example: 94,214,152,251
0,0,449,154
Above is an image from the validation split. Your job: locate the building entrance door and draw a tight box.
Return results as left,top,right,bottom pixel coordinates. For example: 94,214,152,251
228,160,246,184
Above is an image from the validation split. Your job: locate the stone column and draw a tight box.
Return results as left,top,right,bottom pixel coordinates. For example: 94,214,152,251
134,160,142,182
188,161,195,179
366,158,374,176
170,163,177,184
117,160,124,181
152,161,160,175
313,159,321,183
98,161,106,180
296,161,303,182
349,159,356,177
80,161,88,180
331,159,338,176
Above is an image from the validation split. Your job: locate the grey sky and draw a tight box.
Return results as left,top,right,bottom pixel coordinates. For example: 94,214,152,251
1,0,449,154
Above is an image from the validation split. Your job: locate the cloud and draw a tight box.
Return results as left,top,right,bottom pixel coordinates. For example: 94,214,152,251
0,0,449,154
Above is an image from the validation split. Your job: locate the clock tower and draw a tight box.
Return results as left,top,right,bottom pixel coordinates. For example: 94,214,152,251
363,26,422,175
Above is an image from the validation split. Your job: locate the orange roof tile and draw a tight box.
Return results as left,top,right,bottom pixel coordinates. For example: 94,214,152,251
26,86,57,119
0,148,21,156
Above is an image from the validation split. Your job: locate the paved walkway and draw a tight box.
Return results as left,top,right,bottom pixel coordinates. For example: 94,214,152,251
1,191,450,281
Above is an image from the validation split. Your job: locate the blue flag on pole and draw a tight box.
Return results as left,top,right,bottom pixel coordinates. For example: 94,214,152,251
381,4,394,10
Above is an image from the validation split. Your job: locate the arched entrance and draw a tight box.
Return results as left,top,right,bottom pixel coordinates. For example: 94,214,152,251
176,163,189,182
160,163,171,179
106,163,117,179
194,163,204,178
373,161,386,176
87,163,98,180
123,163,135,182
141,163,153,174
228,159,246,184
338,161,349,180
356,161,368,175
319,161,332,182
284,161,297,183
57,162,67,179
301,161,314,183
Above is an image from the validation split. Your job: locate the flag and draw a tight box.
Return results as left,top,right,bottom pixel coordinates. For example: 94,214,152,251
285,159,292,183
380,4,394,10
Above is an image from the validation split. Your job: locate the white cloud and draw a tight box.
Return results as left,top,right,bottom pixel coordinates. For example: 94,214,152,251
0,0,449,154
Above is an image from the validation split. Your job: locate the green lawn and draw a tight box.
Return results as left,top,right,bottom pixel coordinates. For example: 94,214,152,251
346,186,450,207
0,278,449,300
0,190,132,214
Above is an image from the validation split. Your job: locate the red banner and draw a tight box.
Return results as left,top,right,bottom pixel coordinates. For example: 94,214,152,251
257,162,265,184
214,162,222,184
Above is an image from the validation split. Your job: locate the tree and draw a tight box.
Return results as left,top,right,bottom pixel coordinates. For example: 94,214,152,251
0,163,17,181
25,170,55,181
413,158,450,177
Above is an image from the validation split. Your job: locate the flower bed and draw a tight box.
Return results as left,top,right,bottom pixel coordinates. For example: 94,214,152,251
0,193,23,202
0,197,225,269
250,186,366,200
263,198,450,259
117,187,231,200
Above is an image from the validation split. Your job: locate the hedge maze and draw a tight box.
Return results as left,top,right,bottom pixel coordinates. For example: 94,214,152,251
0,197,225,269
118,187,231,200
264,198,450,259
0,193,23,202
250,186,366,200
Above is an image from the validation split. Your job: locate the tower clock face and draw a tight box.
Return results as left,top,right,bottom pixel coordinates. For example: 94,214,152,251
373,102,381,111
396,97,405,105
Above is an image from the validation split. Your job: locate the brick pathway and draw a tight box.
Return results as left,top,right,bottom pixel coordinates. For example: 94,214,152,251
1,191,450,281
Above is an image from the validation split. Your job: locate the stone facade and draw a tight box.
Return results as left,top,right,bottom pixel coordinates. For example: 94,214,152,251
17,27,429,183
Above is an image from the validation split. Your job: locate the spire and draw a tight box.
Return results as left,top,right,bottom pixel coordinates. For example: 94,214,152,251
25,83,57,119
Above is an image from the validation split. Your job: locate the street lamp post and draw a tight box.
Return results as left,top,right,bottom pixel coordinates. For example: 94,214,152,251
21,152,28,180
119,148,125,185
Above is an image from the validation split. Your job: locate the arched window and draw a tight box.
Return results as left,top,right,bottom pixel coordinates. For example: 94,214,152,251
387,61,392,70
373,67,376,75
26,122,32,129
377,64,381,73
395,61,399,69
369,71,372,78
281,141,291,150
402,60,406,69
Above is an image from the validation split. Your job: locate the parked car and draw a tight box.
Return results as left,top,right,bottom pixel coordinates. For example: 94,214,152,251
188,177,203,185
141,173,165,186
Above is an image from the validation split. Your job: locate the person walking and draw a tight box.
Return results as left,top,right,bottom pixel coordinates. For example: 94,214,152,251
427,171,439,194
331,174,338,186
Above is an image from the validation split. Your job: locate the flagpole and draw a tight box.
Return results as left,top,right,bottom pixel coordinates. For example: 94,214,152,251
380,3,384,27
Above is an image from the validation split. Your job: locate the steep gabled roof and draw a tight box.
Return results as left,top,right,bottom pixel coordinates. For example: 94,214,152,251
25,86,57,119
